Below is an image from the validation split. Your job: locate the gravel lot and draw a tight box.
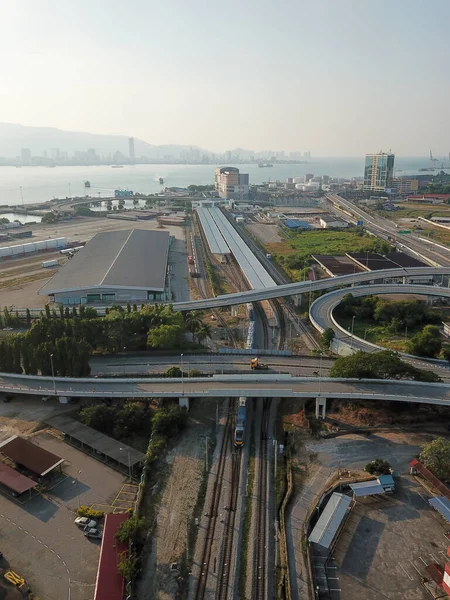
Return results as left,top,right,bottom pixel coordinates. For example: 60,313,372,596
137,398,218,600
246,222,283,245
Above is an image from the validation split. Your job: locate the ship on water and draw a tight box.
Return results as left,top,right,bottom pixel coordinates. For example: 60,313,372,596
258,163,273,168
112,165,124,168
84,181,91,188
159,177,164,184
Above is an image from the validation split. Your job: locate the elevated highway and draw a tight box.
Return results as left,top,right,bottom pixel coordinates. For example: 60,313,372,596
2,372,450,406
310,283,450,358
172,267,450,310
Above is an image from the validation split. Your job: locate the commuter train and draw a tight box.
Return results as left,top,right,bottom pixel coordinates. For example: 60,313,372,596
234,396,247,447
245,304,255,350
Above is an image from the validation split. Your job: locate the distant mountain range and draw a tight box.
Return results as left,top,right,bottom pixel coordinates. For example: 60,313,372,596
0,122,211,159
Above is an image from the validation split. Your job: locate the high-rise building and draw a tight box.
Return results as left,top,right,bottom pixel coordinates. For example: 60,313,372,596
20,148,32,165
128,137,135,162
364,152,395,192
214,167,249,200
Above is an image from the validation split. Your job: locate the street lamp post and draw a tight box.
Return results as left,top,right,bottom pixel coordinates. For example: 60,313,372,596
50,353,56,395
120,447,132,482
351,315,356,350
180,353,184,396
318,352,324,396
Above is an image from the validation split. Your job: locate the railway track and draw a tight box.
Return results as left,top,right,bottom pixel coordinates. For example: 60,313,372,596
254,399,270,600
271,298,286,351
194,399,236,600
253,301,270,350
216,447,241,600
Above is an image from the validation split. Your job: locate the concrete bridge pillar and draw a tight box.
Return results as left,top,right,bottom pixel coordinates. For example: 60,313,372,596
179,397,190,409
315,397,327,420
58,396,70,404
292,294,301,307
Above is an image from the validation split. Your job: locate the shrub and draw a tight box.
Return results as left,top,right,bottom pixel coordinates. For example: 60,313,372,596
364,458,391,475
77,505,104,519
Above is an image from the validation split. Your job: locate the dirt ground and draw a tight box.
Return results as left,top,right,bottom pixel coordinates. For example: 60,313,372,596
137,398,217,600
246,222,283,245
0,394,74,442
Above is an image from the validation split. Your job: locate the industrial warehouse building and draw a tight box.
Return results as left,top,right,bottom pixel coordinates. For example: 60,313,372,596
39,229,171,305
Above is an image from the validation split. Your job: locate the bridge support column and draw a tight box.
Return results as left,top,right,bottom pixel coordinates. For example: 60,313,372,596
292,294,301,307
58,396,70,404
315,397,327,420
179,397,190,409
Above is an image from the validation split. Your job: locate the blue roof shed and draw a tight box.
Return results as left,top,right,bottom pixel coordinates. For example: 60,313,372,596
284,219,311,230
377,474,395,492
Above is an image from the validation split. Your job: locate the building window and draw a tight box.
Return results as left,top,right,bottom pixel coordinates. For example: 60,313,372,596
101,293,116,303
86,294,101,303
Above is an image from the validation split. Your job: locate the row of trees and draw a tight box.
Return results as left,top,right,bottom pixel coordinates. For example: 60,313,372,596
0,304,211,377
329,350,441,382
336,294,439,334
79,401,188,444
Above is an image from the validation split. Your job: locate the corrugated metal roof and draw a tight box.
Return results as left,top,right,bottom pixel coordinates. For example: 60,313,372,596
196,207,230,255
0,462,37,494
0,435,64,477
429,497,450,522
377,474,395,487
350,480,385,497
208,207,276,289
39,229,170,295
94,513,128,600
410,459,450,499
47,415,145,467
308,492,351,548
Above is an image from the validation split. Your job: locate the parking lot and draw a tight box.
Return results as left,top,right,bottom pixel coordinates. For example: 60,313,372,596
0,430,126,600
331,475,448,599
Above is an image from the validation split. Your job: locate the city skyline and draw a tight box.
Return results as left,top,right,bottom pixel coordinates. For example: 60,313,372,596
2,1,450,155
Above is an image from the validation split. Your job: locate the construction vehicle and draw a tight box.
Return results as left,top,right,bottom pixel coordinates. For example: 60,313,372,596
250,357,268,370
1,569,31,594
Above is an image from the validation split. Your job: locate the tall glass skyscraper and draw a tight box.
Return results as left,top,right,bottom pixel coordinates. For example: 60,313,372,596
364,152,395,192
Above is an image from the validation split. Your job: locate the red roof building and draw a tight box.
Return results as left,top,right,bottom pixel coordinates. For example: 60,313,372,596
94,513,129,600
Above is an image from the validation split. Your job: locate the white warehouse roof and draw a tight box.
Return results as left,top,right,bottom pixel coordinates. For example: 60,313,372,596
39,229,170,295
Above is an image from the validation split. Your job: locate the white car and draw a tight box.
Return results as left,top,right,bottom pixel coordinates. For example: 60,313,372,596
74,517,97,529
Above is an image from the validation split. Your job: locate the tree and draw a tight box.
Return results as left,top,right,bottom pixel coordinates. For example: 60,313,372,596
321,327,335,348
117,553,140,581
41,212,58,224
330,350,441,382
26,309,31,328
147,324,184,349
419,437,450,480
365,458,391,475
79,404,117,433
115,514,147,544
406,325,442,358
152,406,187,437
184,311,202,341
197,323,212,345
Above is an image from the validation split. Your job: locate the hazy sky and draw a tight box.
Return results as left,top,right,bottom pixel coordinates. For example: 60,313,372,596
1,0,449,155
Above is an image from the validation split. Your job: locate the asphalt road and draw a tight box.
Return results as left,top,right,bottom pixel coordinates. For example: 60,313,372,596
309,283,450,376
171,267,450,310
327,193,450,267
2,373,450,405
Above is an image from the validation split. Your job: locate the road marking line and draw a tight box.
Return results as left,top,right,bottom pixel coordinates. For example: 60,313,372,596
419,556,427,565
11,522,16,526
24,531,28,535
399,563,413,580
56,554,61,559
37,540,42,544
44,544,48,548
51,549,55,554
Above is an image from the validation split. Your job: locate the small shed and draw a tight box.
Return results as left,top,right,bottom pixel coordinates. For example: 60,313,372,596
283,219,311,230
429,497,450,523
377,474,395,493
349,480,385,498
308,492,352,549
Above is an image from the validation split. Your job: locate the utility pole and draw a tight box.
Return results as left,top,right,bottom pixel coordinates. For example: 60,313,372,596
205,435,209,472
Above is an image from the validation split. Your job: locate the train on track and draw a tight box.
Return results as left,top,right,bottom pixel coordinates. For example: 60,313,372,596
234,396,247,447
246,304,255,350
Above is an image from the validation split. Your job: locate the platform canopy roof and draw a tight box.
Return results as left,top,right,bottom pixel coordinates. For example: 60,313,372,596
429,497,450,523
350,480,385,497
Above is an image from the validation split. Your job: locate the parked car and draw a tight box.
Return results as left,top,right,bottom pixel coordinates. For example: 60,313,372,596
74,517,97,529
84,528,102,539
